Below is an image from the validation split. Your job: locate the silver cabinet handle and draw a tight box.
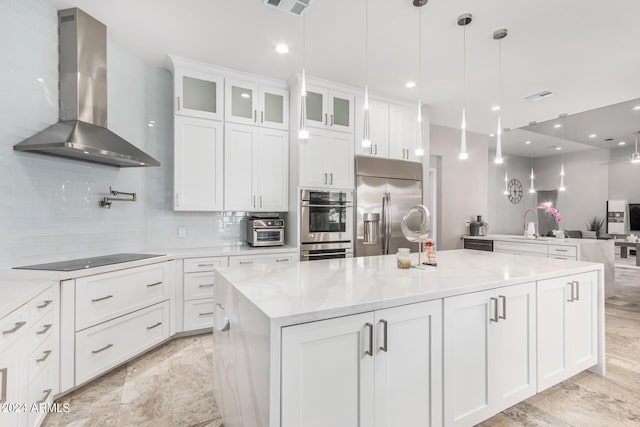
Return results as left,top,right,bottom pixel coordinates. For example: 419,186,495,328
490,297,499,322
556,249,568,252
239,261,254,265
197,263,216,267
199,312,214,316
330,173,333,185
2,321,26,335
567,282,574,302
324,173,328,185
198,283,215,288
498,295,507,320
147,322,162,330
379,319,388,352
175,193,180,208
260,195,263,208
36,388,52,405
275,258,290,262
36,324,53,335
37,300,53,309
92,295,113,302
374,144,378,155
92,344,113,354
176,96,181,111
254,110,257,122
324,113,328,125
1,368,7,404
216,303,230,332
574,281,580,301
261,110,264,123
330,114,334,126
36,350,52,363
365,322,374,356
147,281,163,288
253,195,256,208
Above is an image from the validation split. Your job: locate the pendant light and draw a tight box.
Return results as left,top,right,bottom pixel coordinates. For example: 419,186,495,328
414,2,425,157
558,113,567,191
632,131,640,164
529,158,536,194
458,13,472,160
493,28,508,164
361,0,371,148
298,12,309,140
503,171,509,195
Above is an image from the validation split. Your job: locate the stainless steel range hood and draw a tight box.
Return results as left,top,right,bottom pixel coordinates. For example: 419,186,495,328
13,8,160,167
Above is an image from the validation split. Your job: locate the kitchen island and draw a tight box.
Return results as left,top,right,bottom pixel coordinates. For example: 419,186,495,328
212,250,605,427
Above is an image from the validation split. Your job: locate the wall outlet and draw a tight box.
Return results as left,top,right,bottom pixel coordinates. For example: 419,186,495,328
178,226,187,238
464,220,471,227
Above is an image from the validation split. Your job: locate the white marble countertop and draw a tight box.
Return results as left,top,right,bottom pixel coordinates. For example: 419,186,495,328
0,244,299,320
215,249,604,325
463,234,609,246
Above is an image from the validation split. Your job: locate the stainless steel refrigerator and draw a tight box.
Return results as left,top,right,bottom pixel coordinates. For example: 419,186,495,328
355,156,423,257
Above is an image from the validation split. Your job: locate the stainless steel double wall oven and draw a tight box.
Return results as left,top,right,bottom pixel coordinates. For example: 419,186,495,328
300,190,353,261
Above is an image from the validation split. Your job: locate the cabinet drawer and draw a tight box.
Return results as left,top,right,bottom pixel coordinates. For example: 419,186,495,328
28,308,55,352
28,285,57,324
27,362,55,427
184,299,214,331
0,304,29,348
76,301,170,386
494,241,548,255
184,272,215,301
548,245,577,257
75,262,170,331
184,256,228,273
229,253,297,267
27,331,55,385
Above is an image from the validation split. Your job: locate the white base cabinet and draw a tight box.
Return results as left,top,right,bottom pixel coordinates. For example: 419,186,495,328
537,271,598,391
281,300,442,427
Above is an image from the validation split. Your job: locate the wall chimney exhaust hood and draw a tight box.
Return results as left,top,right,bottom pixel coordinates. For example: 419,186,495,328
13,8,160,167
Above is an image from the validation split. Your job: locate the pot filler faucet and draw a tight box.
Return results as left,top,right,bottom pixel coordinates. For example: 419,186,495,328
523,209,539,239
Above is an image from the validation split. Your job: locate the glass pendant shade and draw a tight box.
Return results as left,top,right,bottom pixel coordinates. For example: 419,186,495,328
503,171,509,195
529,167,536,193
362,85,371,147
459,108,468,160
415,100,424,156
298,71,308,140
558,163,566,191
632,133,640,164
495,115,503,164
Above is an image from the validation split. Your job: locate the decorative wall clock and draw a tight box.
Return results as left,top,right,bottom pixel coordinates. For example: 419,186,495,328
507,178,523,204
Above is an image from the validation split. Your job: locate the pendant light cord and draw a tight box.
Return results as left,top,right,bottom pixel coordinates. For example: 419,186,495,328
303,12,306,70
419,7,422,86
365,0,369,86
463,24,467,109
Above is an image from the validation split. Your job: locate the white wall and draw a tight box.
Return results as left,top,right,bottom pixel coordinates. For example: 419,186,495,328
0,0,248,268
429,125,488,250
533,149,610,231
487,153,536,235
608,146,640,203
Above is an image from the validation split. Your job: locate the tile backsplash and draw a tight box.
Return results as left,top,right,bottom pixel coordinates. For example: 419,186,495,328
0,0,249,268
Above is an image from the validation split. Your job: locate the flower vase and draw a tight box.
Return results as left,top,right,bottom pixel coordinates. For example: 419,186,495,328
554,229,564,239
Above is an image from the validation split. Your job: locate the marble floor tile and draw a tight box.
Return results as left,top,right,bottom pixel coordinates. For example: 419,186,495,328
43,266,640,427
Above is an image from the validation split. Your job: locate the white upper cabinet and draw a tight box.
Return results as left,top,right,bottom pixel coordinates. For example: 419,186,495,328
174,116,224,211
224,123,288,212
174,69,224,121
225,79,289,130
299,128,354,189
389,104,418,162
306,85,354,133
355,97,389,157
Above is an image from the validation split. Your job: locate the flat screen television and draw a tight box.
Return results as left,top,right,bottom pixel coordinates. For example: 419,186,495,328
630,204,640,231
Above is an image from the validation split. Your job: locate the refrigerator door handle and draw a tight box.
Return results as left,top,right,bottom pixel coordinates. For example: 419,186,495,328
381,195,387,254
385,193,391,255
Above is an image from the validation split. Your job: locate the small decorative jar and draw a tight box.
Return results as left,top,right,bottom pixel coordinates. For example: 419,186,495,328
397,248,411,269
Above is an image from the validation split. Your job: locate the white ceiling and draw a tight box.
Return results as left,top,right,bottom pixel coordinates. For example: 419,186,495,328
46,0,640,146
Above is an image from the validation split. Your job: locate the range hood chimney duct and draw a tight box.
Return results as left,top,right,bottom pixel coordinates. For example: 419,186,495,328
13,8,160,167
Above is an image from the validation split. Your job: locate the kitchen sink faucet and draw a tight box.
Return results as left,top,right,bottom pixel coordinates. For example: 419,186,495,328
523,209,539,239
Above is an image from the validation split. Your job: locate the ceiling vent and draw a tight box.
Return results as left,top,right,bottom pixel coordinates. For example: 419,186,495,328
262,0,311,15
523,90,556,102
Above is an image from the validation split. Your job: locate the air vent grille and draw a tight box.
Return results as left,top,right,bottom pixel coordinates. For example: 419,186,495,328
523,90,556,102
262,0,311,15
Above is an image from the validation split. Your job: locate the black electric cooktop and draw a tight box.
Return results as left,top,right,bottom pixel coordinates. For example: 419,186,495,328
13,253,165,271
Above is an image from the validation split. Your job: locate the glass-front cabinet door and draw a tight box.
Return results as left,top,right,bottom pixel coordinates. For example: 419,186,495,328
225,80,260,126
305,85,329,129
175,69,224,121
259,86,289,130
329,90,354,133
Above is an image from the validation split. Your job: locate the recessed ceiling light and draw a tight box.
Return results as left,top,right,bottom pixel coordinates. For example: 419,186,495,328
619,141,627,146
491,105,500,111
275,44,289,54
633,105,640,111
588,134,597,138
525,140,532,144
489,133,495,137
241,93,251,99
553,123,562,128
556,146,562,151
405,81,416,89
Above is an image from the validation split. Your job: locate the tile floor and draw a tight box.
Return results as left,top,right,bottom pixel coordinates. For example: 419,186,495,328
43,266,640,427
